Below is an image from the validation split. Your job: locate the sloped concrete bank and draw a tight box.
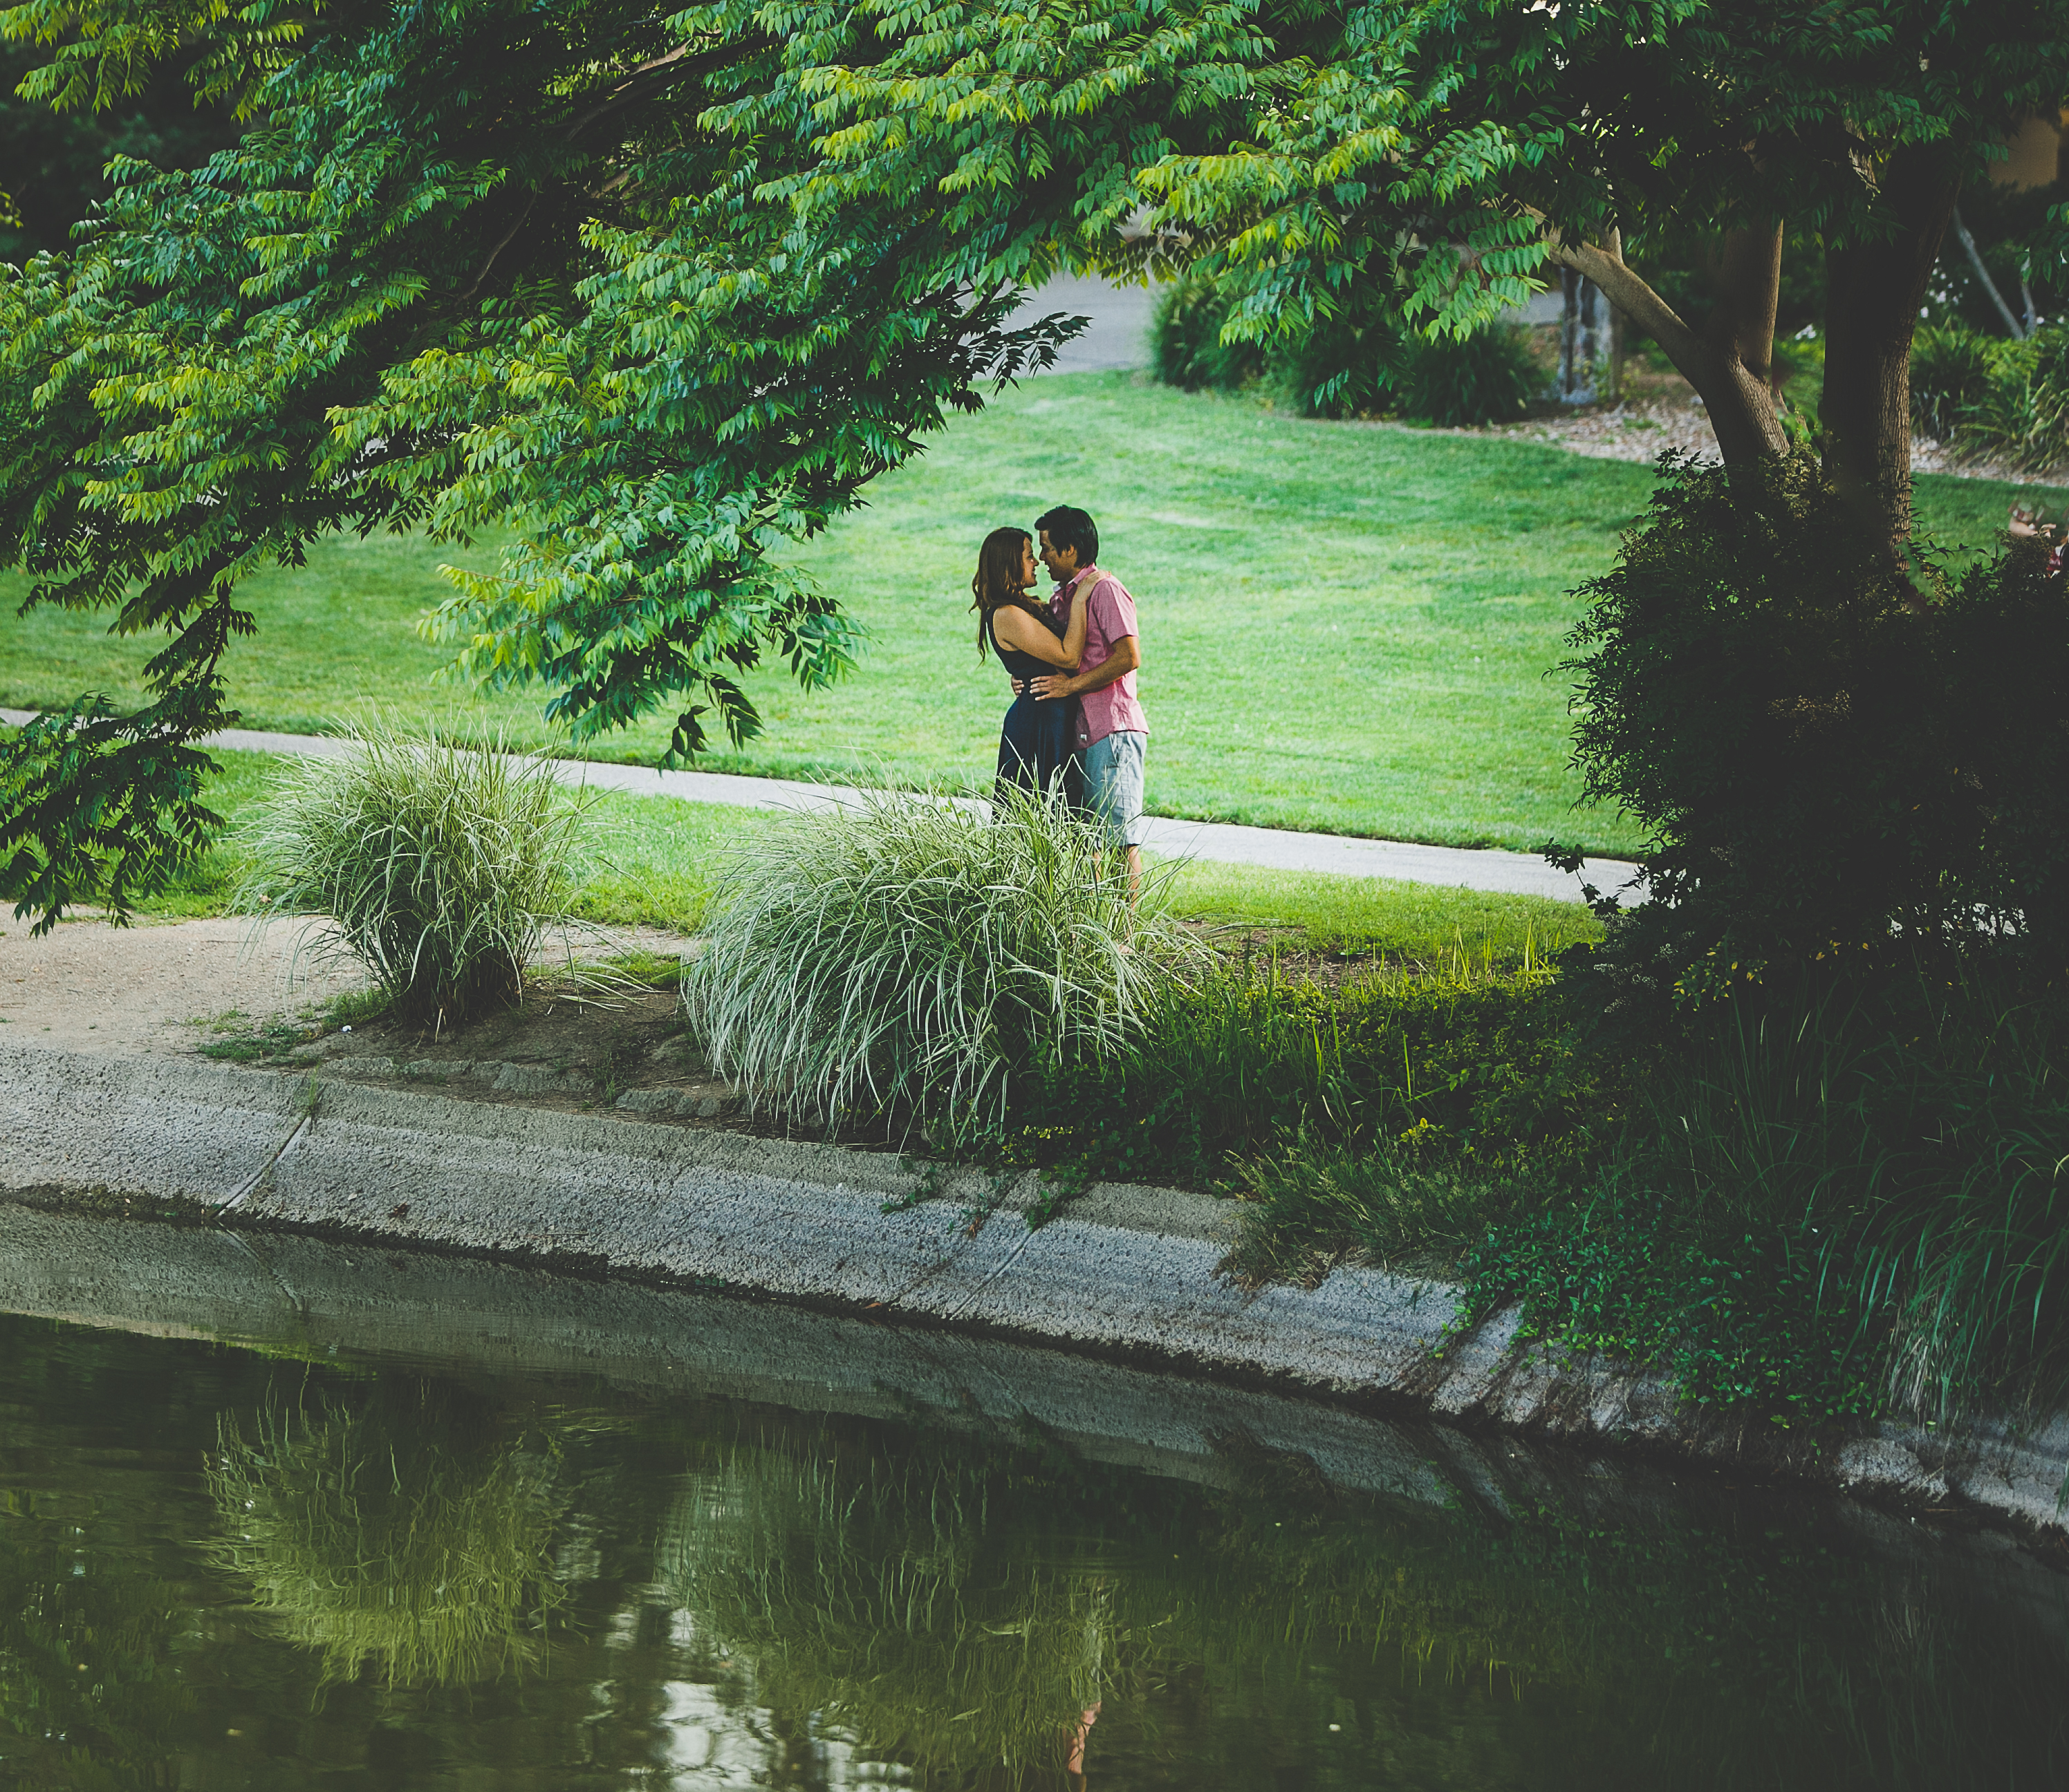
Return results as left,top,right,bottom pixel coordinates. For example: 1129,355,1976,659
8,1204,2069,1627
4,1041,2066,1538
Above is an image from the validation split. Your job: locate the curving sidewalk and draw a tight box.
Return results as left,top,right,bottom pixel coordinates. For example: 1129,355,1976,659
0,711,1642,904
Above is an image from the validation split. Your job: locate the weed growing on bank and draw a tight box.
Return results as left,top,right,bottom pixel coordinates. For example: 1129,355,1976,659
1204,951,2069,1428
981,941,1612,1227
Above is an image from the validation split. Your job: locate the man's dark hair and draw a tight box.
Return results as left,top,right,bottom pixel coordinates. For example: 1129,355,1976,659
1036,505,1098,567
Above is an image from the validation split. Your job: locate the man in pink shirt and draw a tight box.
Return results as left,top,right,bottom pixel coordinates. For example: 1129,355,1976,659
1021,505,1149,893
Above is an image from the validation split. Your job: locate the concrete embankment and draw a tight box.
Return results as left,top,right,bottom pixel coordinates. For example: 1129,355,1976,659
10,1202,2069,1624
4,1042,2066,1537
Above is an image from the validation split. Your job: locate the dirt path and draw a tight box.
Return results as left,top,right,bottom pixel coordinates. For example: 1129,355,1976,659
0,915,679,1058
0,917,369,1056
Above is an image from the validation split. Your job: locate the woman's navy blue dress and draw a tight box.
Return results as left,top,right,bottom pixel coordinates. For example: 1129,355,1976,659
986,600,1083,808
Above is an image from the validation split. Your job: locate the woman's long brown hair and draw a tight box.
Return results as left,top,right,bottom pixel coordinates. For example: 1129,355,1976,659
970,527,1032,661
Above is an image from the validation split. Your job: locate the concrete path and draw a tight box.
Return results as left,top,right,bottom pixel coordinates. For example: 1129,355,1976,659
1007,271,1564,376
1,711,1641,903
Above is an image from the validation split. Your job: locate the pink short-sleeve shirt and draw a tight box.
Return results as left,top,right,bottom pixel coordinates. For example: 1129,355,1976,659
1050,565,1148,748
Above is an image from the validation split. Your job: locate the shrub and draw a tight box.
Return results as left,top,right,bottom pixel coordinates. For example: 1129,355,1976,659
1393,326,1543,427
1909,321,1993,442
1274,317,1540,425
1561,451,2069,976
1959,320,2069,473
236,725,595,1022
1461,960,2069,1424
1150,266,1540,426
682,785,1195,1141
1911,319,2069,473
997,945,1611,1197
1150,270,1264,391
1265,304,1412,418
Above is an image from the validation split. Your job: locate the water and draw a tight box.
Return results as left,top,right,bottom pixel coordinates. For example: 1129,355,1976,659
1,1219,2066,1790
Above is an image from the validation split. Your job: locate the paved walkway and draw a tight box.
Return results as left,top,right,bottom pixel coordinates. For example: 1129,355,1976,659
1,711,1641,902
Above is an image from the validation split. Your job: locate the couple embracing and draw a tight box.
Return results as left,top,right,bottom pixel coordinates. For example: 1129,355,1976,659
969,505,1149,892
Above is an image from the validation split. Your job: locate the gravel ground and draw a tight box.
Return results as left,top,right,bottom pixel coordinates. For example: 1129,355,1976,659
1431,396,2067,489
0,917,368,1055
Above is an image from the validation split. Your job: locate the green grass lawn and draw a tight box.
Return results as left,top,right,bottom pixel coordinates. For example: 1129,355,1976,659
136,751,1602,962
4,373,2051,854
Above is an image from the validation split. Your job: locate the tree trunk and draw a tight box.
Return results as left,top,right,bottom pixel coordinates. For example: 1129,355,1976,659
1548,223,1788,465
1697,225,1788,467
1822,149,1960,551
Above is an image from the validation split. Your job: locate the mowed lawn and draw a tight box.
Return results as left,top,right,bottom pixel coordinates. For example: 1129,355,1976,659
1,372,2052,853
143,750,1605,961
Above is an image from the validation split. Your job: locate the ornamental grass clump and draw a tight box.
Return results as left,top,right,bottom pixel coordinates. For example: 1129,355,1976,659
238,726,593,1022
683,784,1196,1140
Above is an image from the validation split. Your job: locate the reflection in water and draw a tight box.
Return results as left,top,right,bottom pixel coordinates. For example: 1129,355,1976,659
0,1309,2064,1790
655,1448,1114,1780
206,1390,566,1688
644,1423,2069,1791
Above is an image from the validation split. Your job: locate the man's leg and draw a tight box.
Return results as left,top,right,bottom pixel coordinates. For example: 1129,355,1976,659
1084,731,1148,903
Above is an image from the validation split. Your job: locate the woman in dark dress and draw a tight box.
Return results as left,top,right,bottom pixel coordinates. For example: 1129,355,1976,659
971,526,1087,807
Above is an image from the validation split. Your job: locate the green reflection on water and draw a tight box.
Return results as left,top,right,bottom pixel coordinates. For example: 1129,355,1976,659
1,1308,2066,1791
205,1389,567,1689
656,1443,1115,1778
642,1416,2069,1791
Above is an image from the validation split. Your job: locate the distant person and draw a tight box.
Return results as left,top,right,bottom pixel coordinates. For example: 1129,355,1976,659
1020,505,1149,896
970,525,1086,807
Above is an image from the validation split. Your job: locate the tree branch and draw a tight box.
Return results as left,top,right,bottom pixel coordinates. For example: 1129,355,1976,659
1952,205,2026,338
1539,223,1705,376
1532,212,1787,466
567,42,726,142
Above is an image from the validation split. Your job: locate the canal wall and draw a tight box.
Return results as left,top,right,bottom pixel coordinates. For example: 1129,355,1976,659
4,1040,2066,1538
7,1199,2067,1632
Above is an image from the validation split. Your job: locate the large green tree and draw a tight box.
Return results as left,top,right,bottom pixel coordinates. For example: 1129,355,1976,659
3,0,2065,928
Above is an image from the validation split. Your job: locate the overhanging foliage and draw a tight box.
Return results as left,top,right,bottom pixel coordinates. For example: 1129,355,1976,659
3,0,2067,928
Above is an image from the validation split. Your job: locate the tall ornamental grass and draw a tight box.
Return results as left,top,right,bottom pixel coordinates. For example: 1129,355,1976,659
237,726,593,1020
683,785,1196,1139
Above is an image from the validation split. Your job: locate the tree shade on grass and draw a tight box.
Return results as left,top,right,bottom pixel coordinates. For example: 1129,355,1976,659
3,380,2054,855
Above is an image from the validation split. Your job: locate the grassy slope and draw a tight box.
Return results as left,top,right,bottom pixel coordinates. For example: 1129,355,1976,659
3,373,2052,855
138,751,1602,961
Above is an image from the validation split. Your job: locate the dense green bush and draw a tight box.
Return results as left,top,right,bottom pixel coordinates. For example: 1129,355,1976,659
1149,273,1542,425
1562,451,2069,980
683,785,1195,1141
1218,950,2069,1426
237,727,595,1021
1960,321,2069,472
1149,270,1265,391
994,946,1611,1202
1909,321,1994,442
1392,326,1544,427
1910,318,2069,472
